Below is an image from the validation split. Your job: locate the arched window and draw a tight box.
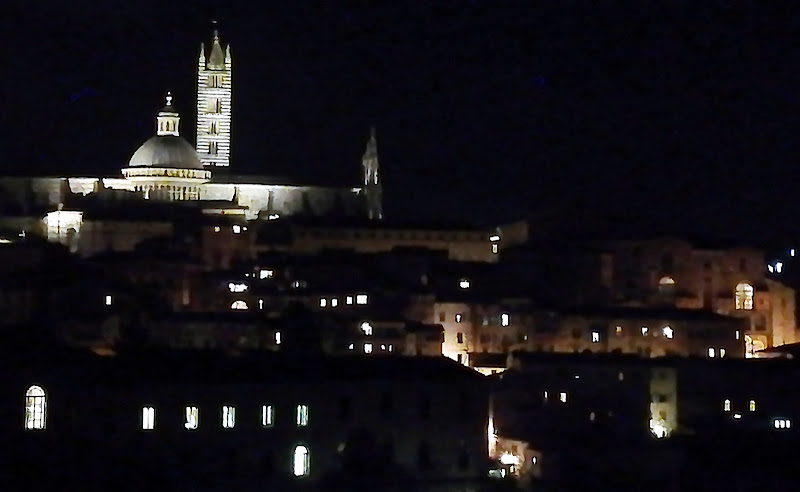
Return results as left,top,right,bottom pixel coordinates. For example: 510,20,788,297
658,276,676,296
293,445,310,476
25,385,46,430
735,283,754,310
231,300,248,310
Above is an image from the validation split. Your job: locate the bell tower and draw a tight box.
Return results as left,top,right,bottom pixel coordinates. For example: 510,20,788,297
362,127,383,220
196,25,232,168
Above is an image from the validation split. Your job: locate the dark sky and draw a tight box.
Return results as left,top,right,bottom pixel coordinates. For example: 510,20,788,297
3,1,800,244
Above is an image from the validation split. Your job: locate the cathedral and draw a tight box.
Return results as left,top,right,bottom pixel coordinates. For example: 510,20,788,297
0,30,383,245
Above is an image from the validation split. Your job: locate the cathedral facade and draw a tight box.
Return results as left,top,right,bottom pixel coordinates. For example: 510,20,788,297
0,30,382,238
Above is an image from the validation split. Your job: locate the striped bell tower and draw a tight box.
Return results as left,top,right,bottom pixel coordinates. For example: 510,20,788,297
196,26,232,168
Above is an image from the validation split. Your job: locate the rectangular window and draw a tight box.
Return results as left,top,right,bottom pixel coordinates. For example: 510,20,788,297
105,294,112,306
346,296,353,305
708,347,716,358
559,392,568,403
364,343,373,354
591,331,600,343
262,405,274,427
439,312,446,322
356,294,368,305
455,314,463,323
319,298,327,308
641,326,649,336
275,331,282,345
492,244,498,254
142,406,155,430
215,99,222,113
260,269,274,279
210,121,218,135
184,406,199,430
457,332,464,344
222,405,236,428
615,325,623,335
296,404,309,426
749,400,756,412
501,313,510,326
209,141,218,155
331,298,339,307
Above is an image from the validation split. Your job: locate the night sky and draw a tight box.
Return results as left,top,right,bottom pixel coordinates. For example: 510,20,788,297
3,1,800,244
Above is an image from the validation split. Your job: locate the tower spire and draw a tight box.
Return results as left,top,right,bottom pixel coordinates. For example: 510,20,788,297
156,92,180,136
362,126,383,220
196,26,233,168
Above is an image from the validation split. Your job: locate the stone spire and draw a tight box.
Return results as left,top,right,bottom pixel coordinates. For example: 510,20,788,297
208,29,226,69
156,92,180,136
362,126,383,220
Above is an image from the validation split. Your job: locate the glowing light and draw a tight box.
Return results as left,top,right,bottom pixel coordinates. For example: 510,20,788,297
275,331,282,345
260,269,274,279
559,392,567,403
185,406,199,430
346,296,353,305
749,400,756,412
776,262,784,273
348,343,354,350
222,405,235,428
268,213,280,220
25,386,46,430
720,348,726,358
708,347,716,358
641,326,649,336
735,330,740,340
293,445,310,476
616,326,623,335
724,399,731,412
105,294,112,306
591,331,600,343
356,294,368,305
733,413,742,420
296,404,309,426
791,249,796,257
500,452,520,465
501,313,510,326
331,298,339,307
492,244,498,254
142,406,155,430
768,265,775,273
388,344,394,352
659,276,675,285
319,298,327,308
456,314,463,323
262,405,274,427
489,235,500,242
364,343,373,354
663,326,674,339
232,225,241,234
649,419,668,438
459,279,471,289
360,322,373,336
228,282,248,293
231,300,248,310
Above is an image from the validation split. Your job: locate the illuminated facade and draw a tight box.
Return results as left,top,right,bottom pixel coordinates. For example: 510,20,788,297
196,30,232,168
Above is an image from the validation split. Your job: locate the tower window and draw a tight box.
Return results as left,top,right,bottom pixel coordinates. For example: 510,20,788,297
25,385,46,430
210,121,218,135
185,406,199,430
293,445,310,476
296,404,309,427
723,399,731,412
262,405,274,427
142,406,155,430
209,142,218,155
222,405,236,428
215,99,222,113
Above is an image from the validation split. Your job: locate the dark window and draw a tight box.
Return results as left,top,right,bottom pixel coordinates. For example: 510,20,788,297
419,392,431,420
438,312,446,322
457,332,463,344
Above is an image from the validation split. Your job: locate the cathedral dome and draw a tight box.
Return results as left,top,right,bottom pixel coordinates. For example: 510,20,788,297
128,135,203,169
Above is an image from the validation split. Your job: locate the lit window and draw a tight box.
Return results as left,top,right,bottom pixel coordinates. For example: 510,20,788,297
641,326,649,336
456,314,463,323
749,400,756,412
356,294,368,305
559,392,567,403
364,343,373,354
501,313,509,326
331,298,339,308
346,296,353,305
214,226,220,232
275,331,282,345
262,405,274,427
25,385,46,430
616,326,623,335
720,348,726,358
259,299,264,310
591,331,600,343
662,326,674,339
268,213,280,220
293,445,310,476
231,300,248,310
360,322,373,336
185,406,199,430
543,391,548,401
380,344,386,351
768,264,775,273
733,413,742,419
260,269,274,279
659,276,675,285
724,399,731,412
735,330,740,340
489,235,500,242
459,279,471,289
773,419,792,429
222,405,236,428
348,343,354,350
492,244,498,254
104,294,112,306
776,262,784,273
735,282,754,310
228,282,248,293
791,249,796,257
296,404,309,426
708,347,716,358
142,406,155,430
232,225,241,234
388,344,394,352
319,298,327,308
